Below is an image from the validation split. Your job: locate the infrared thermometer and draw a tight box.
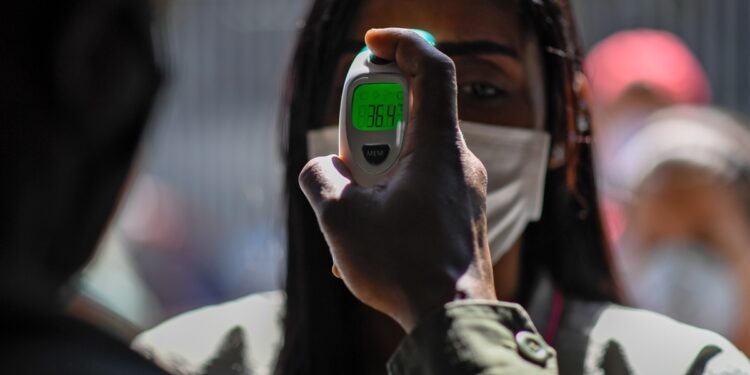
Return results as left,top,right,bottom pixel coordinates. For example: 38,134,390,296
339,30,435,187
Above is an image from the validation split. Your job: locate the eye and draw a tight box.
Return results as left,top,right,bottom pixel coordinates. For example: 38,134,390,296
459,82,508,100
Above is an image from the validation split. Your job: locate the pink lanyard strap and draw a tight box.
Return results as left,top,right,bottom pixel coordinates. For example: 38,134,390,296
542,289,565,345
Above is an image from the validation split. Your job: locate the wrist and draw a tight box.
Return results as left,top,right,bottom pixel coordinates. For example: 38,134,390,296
455,269,498,301
399,284,455,333
400,268,497,332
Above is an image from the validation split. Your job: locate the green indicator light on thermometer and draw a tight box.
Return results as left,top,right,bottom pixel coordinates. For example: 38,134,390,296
358,29,436,53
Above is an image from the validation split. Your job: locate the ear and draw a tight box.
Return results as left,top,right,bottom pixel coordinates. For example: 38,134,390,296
56,0,160,146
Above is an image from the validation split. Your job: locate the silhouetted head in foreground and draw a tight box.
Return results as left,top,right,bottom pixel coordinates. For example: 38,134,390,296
1,0,159,310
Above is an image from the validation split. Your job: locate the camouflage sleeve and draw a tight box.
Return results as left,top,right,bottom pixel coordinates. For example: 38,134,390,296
388,301,558,375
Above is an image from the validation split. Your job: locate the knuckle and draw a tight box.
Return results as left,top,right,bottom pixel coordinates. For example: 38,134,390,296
423,53,456,77
467,152,488,189
298,159,319,187
401,37,454,76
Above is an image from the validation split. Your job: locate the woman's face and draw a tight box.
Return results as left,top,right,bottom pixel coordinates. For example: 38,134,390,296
325,0,546,130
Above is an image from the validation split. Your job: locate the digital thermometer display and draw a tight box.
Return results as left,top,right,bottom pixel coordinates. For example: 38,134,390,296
352,83,404,131
338,29,434,187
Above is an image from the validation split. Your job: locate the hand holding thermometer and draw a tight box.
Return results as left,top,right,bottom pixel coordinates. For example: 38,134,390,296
339,30,435,187
300,29,496,331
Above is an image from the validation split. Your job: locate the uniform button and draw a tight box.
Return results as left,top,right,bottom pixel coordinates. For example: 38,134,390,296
362,144,390,165
515,331,550,365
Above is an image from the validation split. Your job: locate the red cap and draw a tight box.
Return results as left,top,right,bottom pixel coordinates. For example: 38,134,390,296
585,29,711,107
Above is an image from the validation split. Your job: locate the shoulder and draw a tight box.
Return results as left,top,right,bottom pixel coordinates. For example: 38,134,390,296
582,303,749,374
133,290,286,375
1,313,167,375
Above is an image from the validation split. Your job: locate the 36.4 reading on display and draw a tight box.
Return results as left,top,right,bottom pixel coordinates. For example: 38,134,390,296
352,83,404,131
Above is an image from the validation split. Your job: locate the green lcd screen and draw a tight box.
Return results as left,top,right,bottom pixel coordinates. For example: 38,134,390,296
352,83,404,131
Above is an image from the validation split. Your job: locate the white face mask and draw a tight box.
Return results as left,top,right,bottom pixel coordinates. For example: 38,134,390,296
618,240,740,338
461,121,550,262
306,121,550,263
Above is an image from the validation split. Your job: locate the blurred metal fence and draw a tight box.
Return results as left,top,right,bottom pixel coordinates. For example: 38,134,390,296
145,0,307,296
93,0,309,323
572,0,750,115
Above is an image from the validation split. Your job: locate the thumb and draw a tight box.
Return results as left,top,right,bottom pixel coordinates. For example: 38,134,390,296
365,28,459,151
298,155,355,215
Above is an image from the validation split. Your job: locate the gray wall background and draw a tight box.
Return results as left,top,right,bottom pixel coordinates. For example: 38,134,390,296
87,0,309,325
142,0,305,298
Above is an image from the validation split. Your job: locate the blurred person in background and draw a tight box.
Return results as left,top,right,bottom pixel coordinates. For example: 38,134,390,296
135,1,748,375
0,1,559,373
612,106,750,356
584,29,712,245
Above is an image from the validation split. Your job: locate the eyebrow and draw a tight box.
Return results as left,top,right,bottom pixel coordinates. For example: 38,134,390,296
437,41,519,58
341,40,519,59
